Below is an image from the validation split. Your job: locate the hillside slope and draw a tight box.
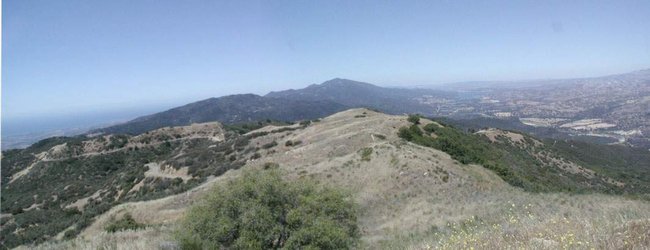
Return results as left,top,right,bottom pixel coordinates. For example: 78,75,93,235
1,122,259,247
12,109,649,249
396,119,650,196
94,94,347,135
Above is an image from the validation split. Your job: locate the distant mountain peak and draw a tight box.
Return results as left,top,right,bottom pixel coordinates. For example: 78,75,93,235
322,78,362,83
313,78,378,89
322,78,352,83
265,78,450,115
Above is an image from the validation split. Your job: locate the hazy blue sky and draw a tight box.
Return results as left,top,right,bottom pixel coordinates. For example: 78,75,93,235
3,0,650,120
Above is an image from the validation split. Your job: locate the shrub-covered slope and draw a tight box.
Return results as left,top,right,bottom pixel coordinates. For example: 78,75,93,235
94,94,347,135
4,109,650,249
0,121,311,248
397,115,650,197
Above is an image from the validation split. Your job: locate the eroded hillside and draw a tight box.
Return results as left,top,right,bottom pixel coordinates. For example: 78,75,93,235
9,109,649,249
1,121,284,247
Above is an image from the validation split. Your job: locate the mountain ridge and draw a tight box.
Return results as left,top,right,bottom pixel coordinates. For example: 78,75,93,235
94,94,348,135
266,78,454,115
6,69,650,150
4,108,649,249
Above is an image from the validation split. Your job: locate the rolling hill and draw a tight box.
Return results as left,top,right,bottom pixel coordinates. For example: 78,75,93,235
94,94,348,135
3,109,649,249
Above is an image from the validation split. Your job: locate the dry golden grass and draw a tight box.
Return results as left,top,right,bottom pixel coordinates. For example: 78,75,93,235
22,109,650,249
381,193,650,249
15,226,176,250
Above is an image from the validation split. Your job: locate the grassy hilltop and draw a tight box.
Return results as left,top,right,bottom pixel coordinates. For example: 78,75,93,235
3,109,649,249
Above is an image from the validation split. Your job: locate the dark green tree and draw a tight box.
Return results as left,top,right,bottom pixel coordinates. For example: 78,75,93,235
407,114,421,124
176,169,358,249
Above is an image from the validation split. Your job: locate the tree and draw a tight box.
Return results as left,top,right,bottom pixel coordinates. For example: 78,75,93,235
176,169,359,249
407,114,421,124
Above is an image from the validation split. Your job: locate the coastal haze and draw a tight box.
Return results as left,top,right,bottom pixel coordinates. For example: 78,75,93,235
1,104,177,150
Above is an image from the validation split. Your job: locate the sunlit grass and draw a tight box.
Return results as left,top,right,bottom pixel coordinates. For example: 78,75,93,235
14,226,175,250
380,193,650,249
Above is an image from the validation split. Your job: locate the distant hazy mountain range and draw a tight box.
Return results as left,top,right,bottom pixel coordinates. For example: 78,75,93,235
92,69,649,149
94,78,454,135
4,69,649,150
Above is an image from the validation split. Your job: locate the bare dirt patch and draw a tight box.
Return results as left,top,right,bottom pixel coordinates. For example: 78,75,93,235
9,151,49,183
65,189,105,211
143,162,192,181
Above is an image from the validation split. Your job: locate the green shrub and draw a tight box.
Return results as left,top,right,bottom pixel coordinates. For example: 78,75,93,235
398,124,423,142
262,141,278,149
176,169,359,249
285,140,303,147
407,114,421,124
263,162,280,170
398,127,413,141
359,147,373,162
251,152,262,160
107,135,129,149
104,213,143,233
299,120,311,126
